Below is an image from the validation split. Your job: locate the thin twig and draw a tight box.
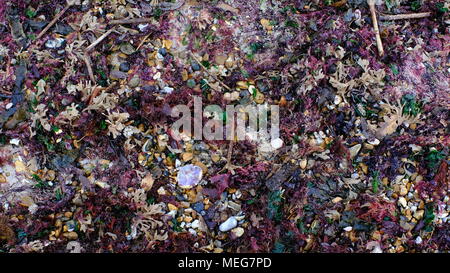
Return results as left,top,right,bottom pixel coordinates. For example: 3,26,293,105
380,12,431,21
83,28,116,83
136,33,151,51
85,28,116,52
35,2,73,41
367,0,384,56
108,18,153,25
189,52,231,91
83,53,96,83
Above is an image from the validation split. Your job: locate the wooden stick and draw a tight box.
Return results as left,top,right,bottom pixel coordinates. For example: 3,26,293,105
367,0,384,56
35,2,73,41
83,53,96,83
380,12,431,21
108,18,153,25
85,28,116,52
136,33,151,51
189,52,231,91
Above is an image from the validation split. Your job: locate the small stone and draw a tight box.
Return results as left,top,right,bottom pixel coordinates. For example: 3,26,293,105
0,174,6,184
300,159,307,169
120,43,135,55
168,203,178,211
182,152,193,162
230,91,240,101
398,197,407,208
415,236,423,244
187,79,196,88
215,54,227,65
63,232,78,240
177,164,203,189
128,75,140,88
45,38,65,49
184,216,193,223
192,62,201,71
223,92,231,101
15,160,27,172
270,138,283,149
231,227,244,237
413,210,424,220
219,216,237,232
158,47,167,56
192,202,204,213
191,219,200,229
368,138,380,146
119,62,130,72
334,95,342,105
349,144,361,159
211,153,221,163
110,70,128,80
399,185,408,196
64,212,73,218
332,197,342,203
344,226,353,232
399,220,414,231
163,86,174,94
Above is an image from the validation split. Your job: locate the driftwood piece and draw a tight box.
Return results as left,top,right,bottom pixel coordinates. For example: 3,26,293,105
35,2,74,41
367,0,384,56
380,12,432,21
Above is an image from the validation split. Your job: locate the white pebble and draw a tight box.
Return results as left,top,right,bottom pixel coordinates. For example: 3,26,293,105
270,138,283,149
219,216,237,232
415,236,423,244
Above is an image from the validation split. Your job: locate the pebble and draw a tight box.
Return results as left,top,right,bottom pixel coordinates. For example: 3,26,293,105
399,185,408,196
413,210,424,220
215,54,227,65
270,138,283,149
192,62,201,71
163,86,174,94
191,219,200,229
119,62,130,72
334,95,342,105
300,158,307,169
219,216,237,232
398,197,407,208
45,38,65,49
367,138,380,146
120,43,135,55
344,226,353,232
158,48,167,56
128,75,140,88
231,227,244,237
415,236,422,244
110,70,128,80
187,79,196,88
193,202,204,213
168,203,177,211
0,174,6,184
181,152,193,162
177,164,203,189
63,232,78,240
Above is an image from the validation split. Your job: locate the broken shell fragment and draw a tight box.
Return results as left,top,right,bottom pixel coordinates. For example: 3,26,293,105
177,164,203,189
